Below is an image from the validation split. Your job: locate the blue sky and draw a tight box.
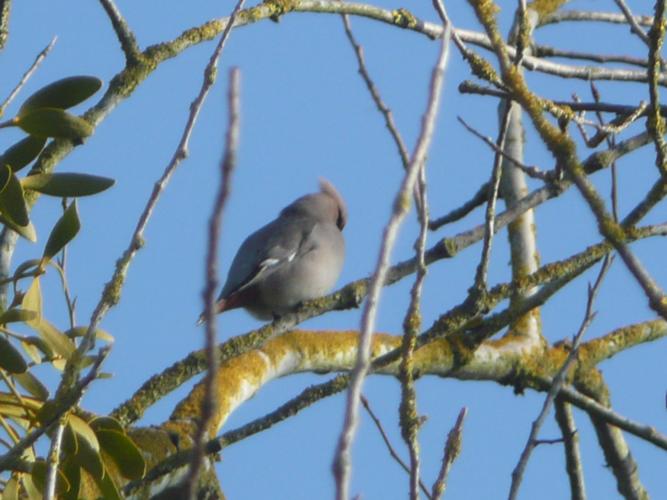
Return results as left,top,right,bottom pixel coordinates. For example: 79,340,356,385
2,0,665,498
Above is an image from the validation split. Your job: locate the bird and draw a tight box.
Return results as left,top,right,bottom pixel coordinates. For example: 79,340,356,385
198,179,346,323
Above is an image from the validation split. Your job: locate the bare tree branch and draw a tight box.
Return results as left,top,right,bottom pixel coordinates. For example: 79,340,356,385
361,396,433,499
613,0,652,46
431,407,467,499
458,116,549,181
554,399,586,500
534,44,648,68
472,108,510,293
0,37,56,118
332,21,451,500
0,0,10,50
508,257,612,500
185,67,241,499
540,10,652,27
98,0,141,63
646,0,667,178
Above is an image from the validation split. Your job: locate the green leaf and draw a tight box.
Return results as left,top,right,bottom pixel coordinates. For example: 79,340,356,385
30,459,71,495
14,259,41,276
22,284,74,359
0,401,31,422
62,422,79,455
33,319,75,360
22,172,114,197
17,108,93,139
19,76,102,115
61,459,81,500
65,326,114,343
43,201,80,262
0,336,27,373
0,136,47,172
68,415,107,480
0,308,38,324
52,357,67,371
14,372,49,400
0,214,36,241
0,166,29,227
97,429,146,480
0,392,42,412
21,469,42,499
22,278,42,321
20,338,43,363
89,416,124,433
93,467,121,500
22,336,52,360
3,476,18,500
74,435,104,481
0,161,11,193
69,415,100,452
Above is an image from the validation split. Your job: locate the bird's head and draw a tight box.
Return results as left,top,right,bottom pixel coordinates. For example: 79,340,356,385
281,179,347,230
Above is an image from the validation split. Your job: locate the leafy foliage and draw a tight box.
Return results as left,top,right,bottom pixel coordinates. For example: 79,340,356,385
0,74,133,497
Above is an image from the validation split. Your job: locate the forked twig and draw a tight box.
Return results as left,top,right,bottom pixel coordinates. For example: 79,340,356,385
332,19,452,500
185,68,241,498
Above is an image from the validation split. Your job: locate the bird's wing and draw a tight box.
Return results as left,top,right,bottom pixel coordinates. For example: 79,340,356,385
219,216,316,298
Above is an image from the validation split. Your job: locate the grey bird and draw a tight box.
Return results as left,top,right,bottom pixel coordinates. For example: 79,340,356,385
199,179,346,322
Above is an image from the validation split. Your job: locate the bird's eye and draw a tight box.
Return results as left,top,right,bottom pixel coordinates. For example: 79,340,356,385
336,209,346,229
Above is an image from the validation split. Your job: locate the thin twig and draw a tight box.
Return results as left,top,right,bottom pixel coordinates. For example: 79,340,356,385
75,0,245,361
34,0,247,483
589,82,620,222
332,22,451,500
647,0,667,178
398,150,430,500
430,0,475,65
0,346,110,471
0,37,57,118
98,0,141,63
132,272,667,491
185,68,240,499
554,399,586,500
57,200,77,329
497,2,541,342
428,181,488,229
472,108,510,292
533,44,648,68
458,80,661,117
43,418,65,500
396,13,437,484
540,10,653,27
112,131,657,428
579,101,648,149
508,256,612,500
431,407,467,500
474,0,667,321
533,436,566,445
457,117,549,181
361,396,433,499
113,127,655,430
622,175,667,226
341,15,408,166
340,12,425,216
613,0,651,46
585,406,645,498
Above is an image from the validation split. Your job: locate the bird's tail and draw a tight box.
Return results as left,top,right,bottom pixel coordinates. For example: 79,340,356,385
195,296,238,325
196,298,225,326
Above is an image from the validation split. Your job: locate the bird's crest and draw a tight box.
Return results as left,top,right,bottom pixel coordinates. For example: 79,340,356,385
319,178,347,229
